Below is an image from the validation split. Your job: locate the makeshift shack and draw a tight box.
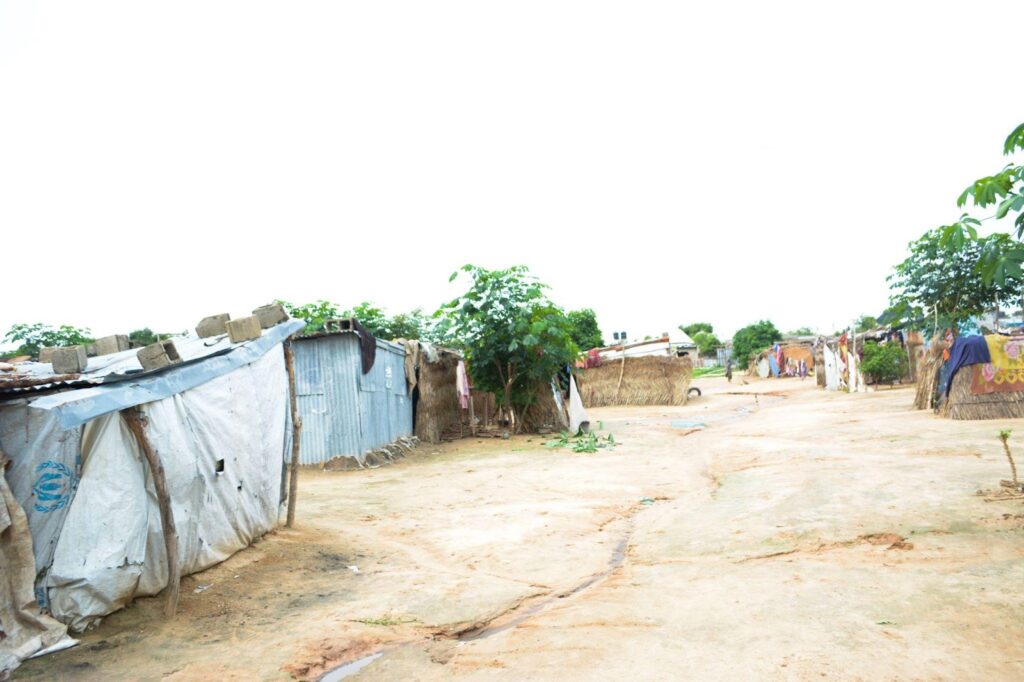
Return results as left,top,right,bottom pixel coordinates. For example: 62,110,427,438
397,341,466,444
924,334,1024,420
291,320,412,467
0,317,302,675
576,354,694,408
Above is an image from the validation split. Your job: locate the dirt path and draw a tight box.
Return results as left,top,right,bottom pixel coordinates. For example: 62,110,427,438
16,377,1024,680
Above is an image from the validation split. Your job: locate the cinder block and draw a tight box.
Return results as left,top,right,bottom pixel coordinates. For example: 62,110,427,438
226,316,262,343
137,340,182,371
252,304,288,329
93,334,130,356
84,343,98,357
196,313,231,338
38,347,56,363
51,346,88,374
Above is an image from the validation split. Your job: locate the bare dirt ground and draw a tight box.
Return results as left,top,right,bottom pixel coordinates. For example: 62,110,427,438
16,376,1024,680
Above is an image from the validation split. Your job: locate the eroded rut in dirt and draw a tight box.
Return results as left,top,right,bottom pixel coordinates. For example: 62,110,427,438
317,510,643,680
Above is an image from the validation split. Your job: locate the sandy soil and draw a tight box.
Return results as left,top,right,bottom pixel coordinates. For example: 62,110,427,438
15,376,1024,680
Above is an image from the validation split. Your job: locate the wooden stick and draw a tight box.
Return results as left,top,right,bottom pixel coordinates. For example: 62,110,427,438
284,340,302,528
615,353,627,402
469,389,477,437
122,407,180,618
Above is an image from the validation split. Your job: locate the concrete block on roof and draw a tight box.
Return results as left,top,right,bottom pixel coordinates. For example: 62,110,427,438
252,304,288,329
51,346,88,374
226,316,262,343
38,347,56,363
196,313,231,338
93,334,130,356
85,343,98,357
137,340,182,371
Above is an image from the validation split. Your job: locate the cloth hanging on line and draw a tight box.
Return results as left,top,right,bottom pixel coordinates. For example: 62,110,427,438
456,361,471,410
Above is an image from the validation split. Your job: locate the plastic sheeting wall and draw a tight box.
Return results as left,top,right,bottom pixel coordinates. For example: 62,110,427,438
0,346,288,632
0,404,81,588
293,334,412,465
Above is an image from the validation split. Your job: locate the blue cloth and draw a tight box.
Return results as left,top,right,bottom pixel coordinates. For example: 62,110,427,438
767,355,780,378
943,335,991,395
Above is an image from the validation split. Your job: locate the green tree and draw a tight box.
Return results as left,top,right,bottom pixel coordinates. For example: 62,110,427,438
732,320,781,366
691,330,722,356
937,123,1024,285
441,265,578,431
884,228,1022,334
276,299,340,335
3,323,93,359
855,315,878,333
341,302,429,340
681,322,713,337
128,328,174,348
567,309,604,350
786,326,815,336
861,342,909,385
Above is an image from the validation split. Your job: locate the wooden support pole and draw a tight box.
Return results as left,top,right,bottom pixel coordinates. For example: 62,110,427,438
614,353,627,402
122,407,180,618
284,340,302,528
469,389,477,437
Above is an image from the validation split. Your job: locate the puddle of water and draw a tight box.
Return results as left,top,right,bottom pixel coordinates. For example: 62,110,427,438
320,652,383,682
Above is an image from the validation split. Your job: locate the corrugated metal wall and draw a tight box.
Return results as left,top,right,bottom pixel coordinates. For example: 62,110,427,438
292,334,412,465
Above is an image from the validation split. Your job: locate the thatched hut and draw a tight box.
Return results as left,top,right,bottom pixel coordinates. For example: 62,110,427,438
410,346,463,444
576,355,693,408
943,365,1024,420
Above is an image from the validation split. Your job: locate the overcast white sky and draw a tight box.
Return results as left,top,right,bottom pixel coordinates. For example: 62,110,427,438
1,1,1021,346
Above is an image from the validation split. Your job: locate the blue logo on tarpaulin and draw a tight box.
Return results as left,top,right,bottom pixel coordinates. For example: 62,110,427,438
32,460,77,513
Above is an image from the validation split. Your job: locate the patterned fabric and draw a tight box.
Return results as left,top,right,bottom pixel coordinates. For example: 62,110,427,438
970,363,1024,394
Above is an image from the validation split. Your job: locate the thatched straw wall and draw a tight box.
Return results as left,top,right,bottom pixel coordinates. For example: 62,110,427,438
415,352,461,444
519,382,569,433
945,366,1024,420
814,345,826,387
913,343,946,411
576,355,693,407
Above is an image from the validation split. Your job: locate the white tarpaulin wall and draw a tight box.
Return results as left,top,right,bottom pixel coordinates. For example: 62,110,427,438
46,347,288,631
0,345,288,637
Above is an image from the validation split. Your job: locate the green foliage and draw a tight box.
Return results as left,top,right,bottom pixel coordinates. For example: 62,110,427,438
693,366,726,378
441,265,578,423
340,302,428,340
691,330,722,356
544,430,617,453
276,299,340,335
855,315,878,333
128,328,172,348
885,228,1023,333
936,122,1024,285
861,342,908,385
787,326,815,336
681,322,713,336
3,323,93,359
277,299,429,340
566,308,604,351
731,320,781,366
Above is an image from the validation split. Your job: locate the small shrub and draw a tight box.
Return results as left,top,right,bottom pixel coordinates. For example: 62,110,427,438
861,342,908,385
